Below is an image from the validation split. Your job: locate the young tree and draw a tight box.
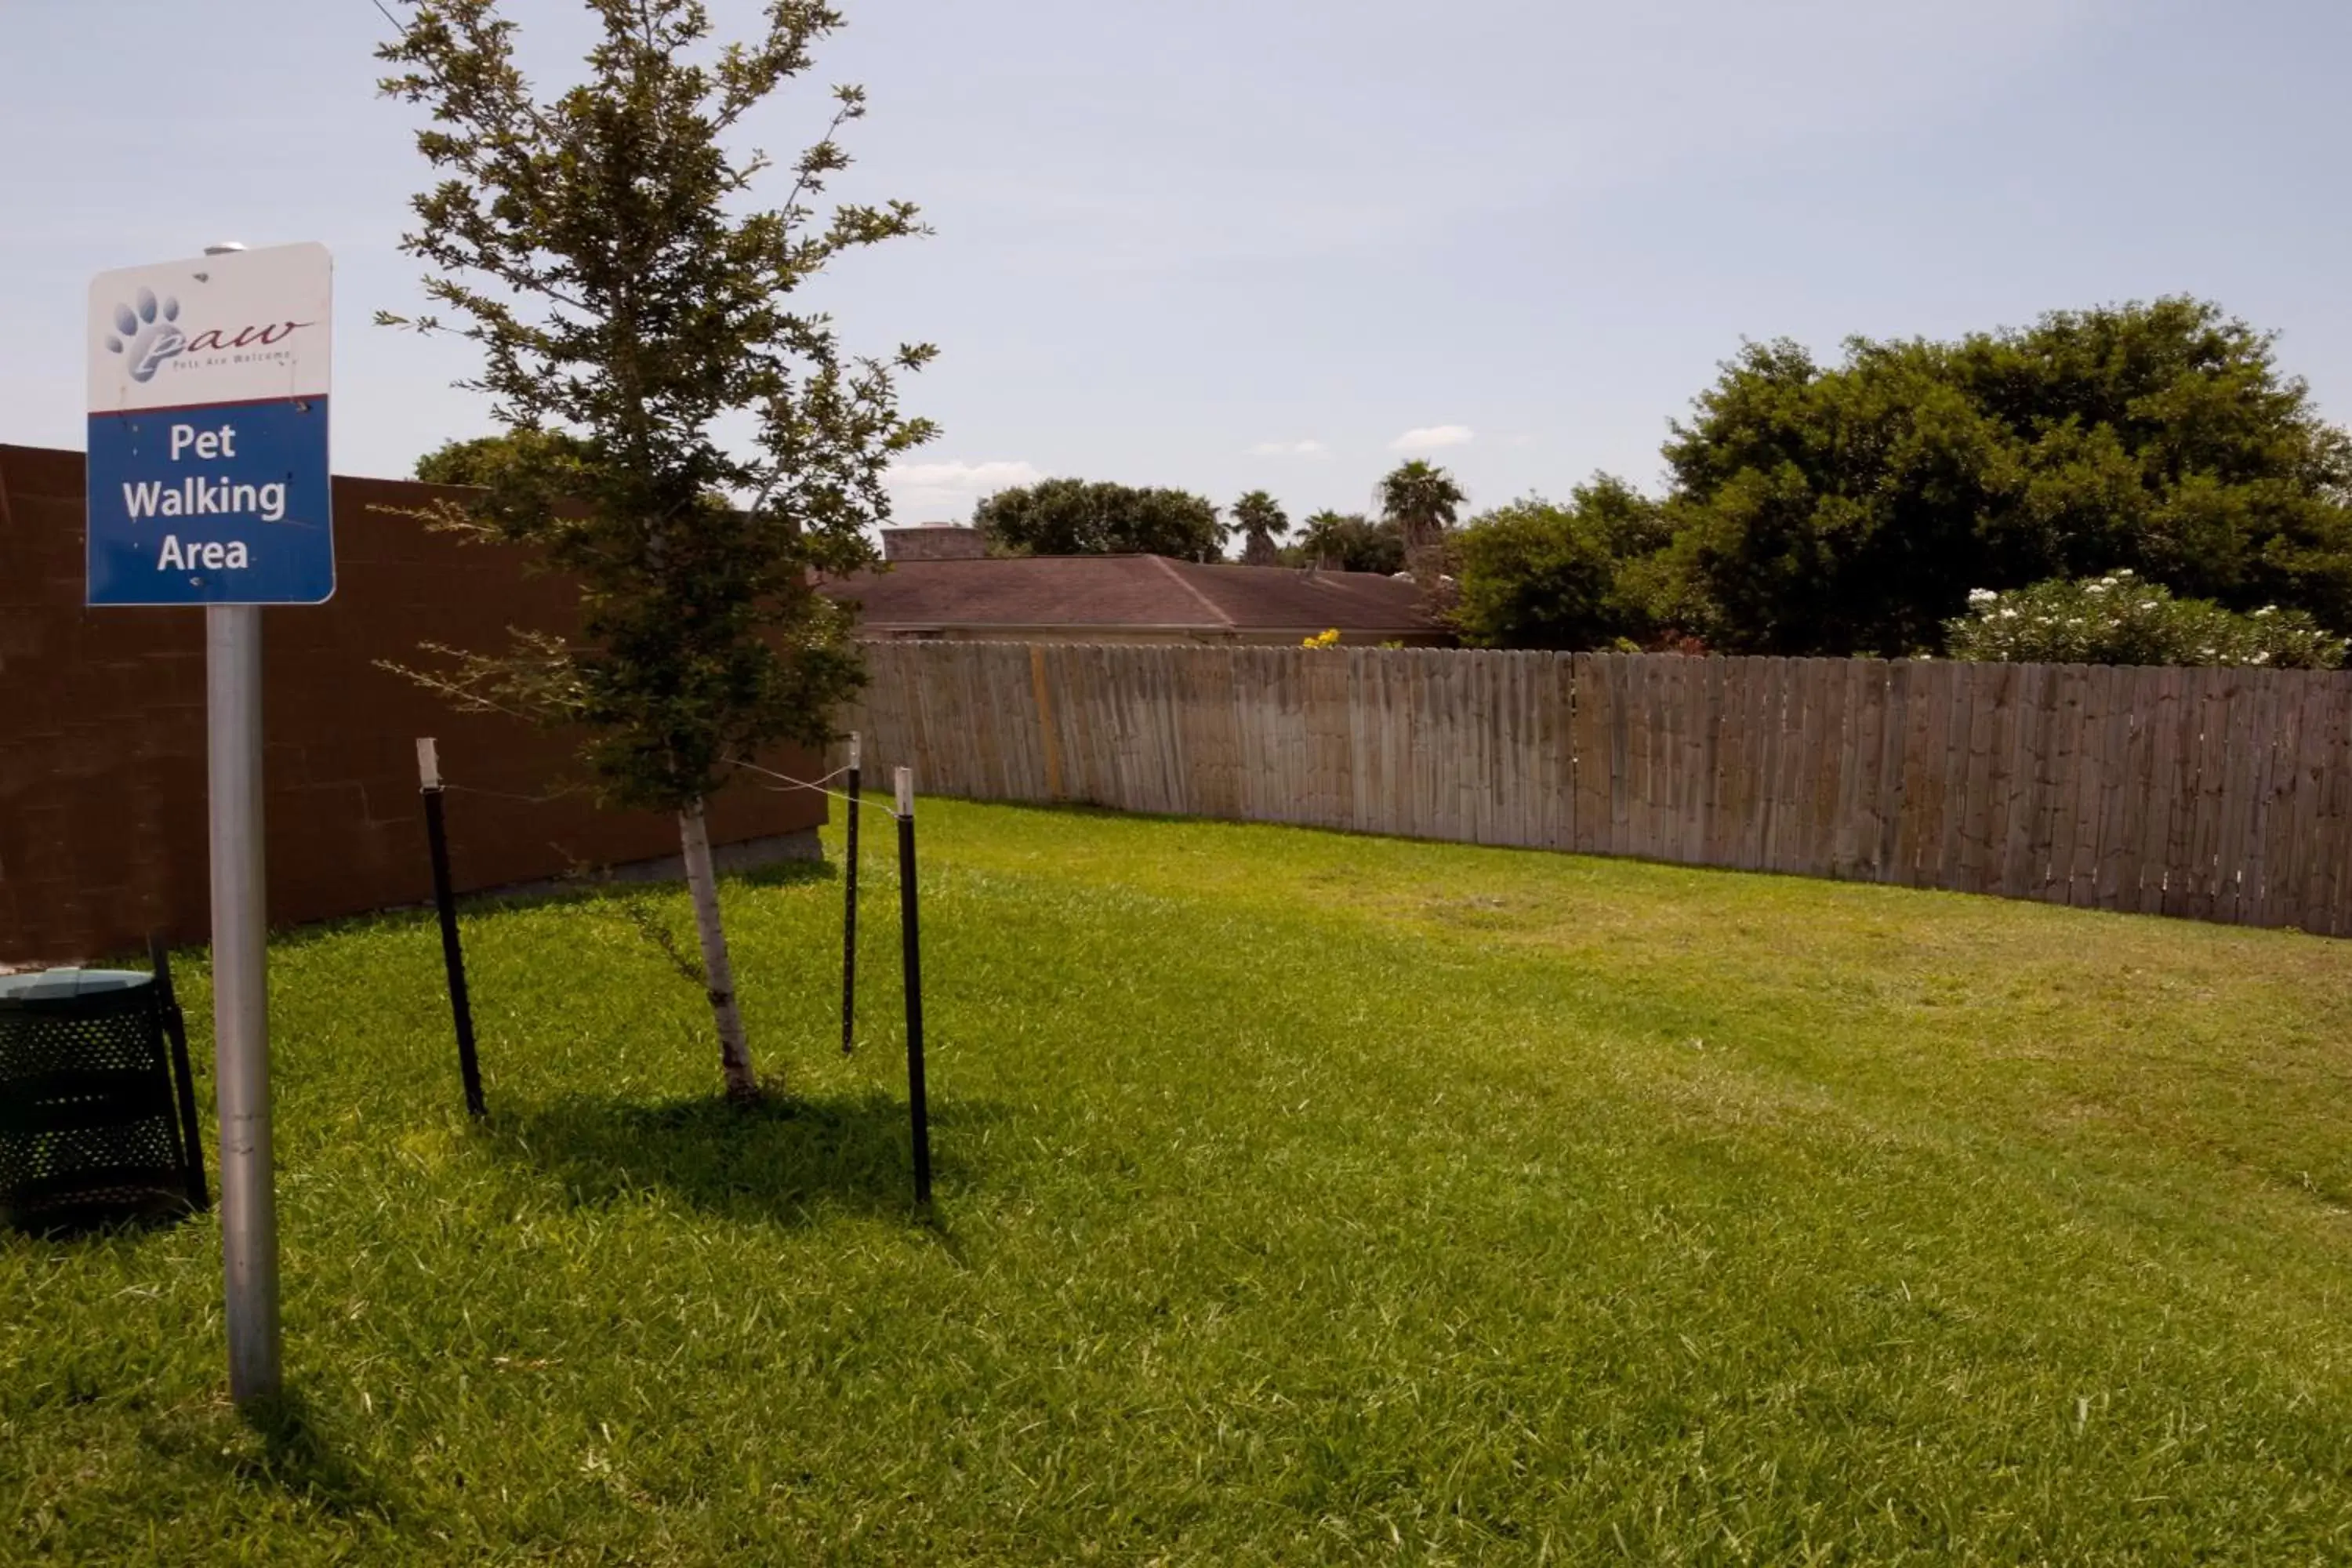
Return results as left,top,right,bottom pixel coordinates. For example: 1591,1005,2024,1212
1376,459,1467,588
377,0,937,1099
1229,489,1289,566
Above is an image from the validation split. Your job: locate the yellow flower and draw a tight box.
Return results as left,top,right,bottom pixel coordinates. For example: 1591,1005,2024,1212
1301,628,1342,649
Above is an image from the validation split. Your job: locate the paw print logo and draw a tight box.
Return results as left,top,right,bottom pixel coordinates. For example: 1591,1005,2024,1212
103,289,186,383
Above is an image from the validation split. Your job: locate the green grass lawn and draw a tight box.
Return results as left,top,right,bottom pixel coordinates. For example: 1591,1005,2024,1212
6,799,2352,1564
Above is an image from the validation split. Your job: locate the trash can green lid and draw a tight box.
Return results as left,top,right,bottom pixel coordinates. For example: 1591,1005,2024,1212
0,969,154,1004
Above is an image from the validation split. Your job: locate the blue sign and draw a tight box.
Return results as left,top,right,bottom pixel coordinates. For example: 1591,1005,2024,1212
86,244,335,607
85,397,334,605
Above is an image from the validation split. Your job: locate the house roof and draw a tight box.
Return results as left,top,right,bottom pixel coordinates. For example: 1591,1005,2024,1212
829,554,1441,636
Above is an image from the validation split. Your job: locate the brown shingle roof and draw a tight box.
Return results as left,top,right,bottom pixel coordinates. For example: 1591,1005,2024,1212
829,554,1441,637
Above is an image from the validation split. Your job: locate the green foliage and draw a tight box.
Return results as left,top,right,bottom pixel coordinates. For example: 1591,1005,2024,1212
375,0,936,815
12,802,2352,1559
971,477,1224,561
1229,488,1289,566
1663,299,2352,656
1287,509,1404,574
1452,477,1673,650
412,429,594,488
1451,499,1619,650
1947,570,2347,669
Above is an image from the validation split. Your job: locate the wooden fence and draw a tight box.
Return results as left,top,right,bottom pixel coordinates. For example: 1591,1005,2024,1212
844,642,2352,936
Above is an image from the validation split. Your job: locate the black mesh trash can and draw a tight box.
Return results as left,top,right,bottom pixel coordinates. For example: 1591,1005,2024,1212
0,962,209,1236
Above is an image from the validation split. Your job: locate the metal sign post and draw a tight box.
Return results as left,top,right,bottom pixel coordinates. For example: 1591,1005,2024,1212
86,241,334,1406
208,594,275,1401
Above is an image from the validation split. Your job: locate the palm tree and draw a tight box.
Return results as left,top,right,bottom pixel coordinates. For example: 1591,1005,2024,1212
1377,459,1466,589
1231,490,1290,566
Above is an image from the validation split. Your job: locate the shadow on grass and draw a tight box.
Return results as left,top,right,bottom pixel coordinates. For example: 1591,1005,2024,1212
140,1386,394,1523
4,1191,204,1244
260,855,842,957
240,1388,393,1519
489,1088,996,1226
464,853,839,918
735,857,838,890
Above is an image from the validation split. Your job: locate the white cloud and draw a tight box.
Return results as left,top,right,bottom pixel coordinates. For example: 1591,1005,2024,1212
1388,424,1475,453
885,458,1043,519
1248,439,1330,458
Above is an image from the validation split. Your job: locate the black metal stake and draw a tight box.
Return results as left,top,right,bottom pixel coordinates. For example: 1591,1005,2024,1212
148,934,209,1212
418,739,486,1119
841,734,862,1054
895,766,931,1205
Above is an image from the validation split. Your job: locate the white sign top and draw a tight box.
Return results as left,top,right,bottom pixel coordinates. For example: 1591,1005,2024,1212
87,242,332,416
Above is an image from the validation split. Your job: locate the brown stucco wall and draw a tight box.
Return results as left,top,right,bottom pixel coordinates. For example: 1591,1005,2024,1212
0,443,826,966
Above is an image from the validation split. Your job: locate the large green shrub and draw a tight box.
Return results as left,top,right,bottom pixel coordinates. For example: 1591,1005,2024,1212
1662,300,2352,656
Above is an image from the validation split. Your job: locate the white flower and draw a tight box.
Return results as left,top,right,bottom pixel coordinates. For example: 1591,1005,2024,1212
2254,652,2271,664
2254,605,2276,618
1998,608,2019,619
1968,588,1998,606
2085,583,2108,595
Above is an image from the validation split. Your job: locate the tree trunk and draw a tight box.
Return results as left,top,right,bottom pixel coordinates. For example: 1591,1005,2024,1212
1406,537,1444,595
678,797,758,1099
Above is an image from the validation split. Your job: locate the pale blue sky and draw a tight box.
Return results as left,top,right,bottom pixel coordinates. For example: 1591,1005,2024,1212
5,0,2350,531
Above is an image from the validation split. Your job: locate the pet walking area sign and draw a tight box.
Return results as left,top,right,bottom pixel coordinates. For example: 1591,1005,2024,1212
85,242,334,606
